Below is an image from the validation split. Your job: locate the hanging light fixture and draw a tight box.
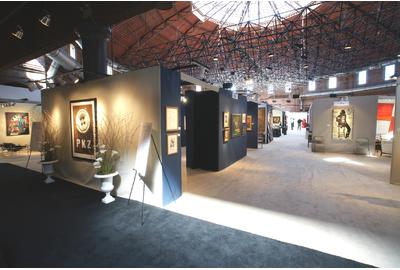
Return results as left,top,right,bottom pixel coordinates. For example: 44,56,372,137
11,25,24,39
344,43,352,50
39,13,51,27
303,64,309,69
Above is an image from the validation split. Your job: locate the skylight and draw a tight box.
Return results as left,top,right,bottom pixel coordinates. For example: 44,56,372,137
192,1,315,29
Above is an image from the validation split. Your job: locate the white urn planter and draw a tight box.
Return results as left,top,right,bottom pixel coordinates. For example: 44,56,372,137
94,171,118,204
40,160,58,184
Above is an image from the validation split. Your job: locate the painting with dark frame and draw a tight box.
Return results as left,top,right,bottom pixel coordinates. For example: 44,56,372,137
246,115,253,131
70,98,97,160
232,114,242,137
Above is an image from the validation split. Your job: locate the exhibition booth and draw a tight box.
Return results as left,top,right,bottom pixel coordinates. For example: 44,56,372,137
246,101,258,149
41,66,182,206
310,95,395,155
185,89,247,171
258,103,273,144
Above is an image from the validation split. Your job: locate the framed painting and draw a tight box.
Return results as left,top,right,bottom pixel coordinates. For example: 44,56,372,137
223,112,230,128
167,133,179,155
246,115,253,131
232,114,241,137
223,128,230,143
273,116,281,124
70,98,97,160
332,107,353,140
5,112,29,136
242,113,246,124
166,106,179,132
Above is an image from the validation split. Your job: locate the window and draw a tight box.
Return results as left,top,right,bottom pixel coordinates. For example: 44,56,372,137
358,70,367,85
284,82,292,93
328,76,337,89
267,84,274,94
70,44,76,59
384,64,395,81
308,80,316,91
107,65,113,76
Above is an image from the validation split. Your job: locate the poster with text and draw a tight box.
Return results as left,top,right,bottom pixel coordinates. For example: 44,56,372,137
70,99,97,160
332,107,353,140
5,112,29,136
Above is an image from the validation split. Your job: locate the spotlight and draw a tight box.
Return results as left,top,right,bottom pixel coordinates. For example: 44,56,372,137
303,64,309,69
213,57,218,61
74,78,80,84
11,25,24,39
268,53,274,58
39,14,51,27
397,54,400,58
344,44,352,50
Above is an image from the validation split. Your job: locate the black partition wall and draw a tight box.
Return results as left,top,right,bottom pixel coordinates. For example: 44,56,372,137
247,101,258,148
186,89,247,171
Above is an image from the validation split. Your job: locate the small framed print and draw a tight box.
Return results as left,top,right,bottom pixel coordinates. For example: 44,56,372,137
166,106,179,132
242,113,246,124
223,112,230,128
167,133,179,155
223,128,230,143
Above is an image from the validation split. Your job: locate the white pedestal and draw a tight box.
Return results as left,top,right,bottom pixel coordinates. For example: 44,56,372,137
94,171,118,204
40,160,58,184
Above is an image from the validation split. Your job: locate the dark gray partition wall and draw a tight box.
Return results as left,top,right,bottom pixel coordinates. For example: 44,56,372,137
160,67,182,205
247,101,259,148
186,90,247,171
41,66,181,206
180,102,186,147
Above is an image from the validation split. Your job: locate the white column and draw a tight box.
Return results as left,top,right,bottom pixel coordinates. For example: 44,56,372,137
390,77,400,184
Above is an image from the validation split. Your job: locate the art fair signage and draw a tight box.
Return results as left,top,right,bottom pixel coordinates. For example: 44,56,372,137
70,98,97,160
333,100,350,107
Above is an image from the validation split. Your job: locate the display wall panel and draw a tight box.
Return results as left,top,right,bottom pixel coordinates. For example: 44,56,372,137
311,96,378,153
247,101,258,148
41,66,181,206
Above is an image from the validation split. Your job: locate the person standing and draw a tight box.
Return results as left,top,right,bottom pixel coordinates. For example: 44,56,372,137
297,119,302,130
290,118,294,130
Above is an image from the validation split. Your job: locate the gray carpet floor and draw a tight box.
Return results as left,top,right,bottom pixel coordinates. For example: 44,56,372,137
0,163,370,267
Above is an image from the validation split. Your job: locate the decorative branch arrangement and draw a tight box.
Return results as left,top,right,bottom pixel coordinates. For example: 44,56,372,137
93,113,137,175
41,111,61,162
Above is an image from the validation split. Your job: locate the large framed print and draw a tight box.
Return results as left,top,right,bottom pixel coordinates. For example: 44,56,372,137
70,99,97,160
332,107,353,140
5,112,29,136
167,133,179,155
232,114,241,137
166,106,179,132
223,112,230,128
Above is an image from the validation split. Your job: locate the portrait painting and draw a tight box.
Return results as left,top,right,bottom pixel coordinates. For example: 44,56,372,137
332,107,353,140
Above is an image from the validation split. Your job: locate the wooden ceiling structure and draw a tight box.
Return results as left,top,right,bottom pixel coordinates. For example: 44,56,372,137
111,1,400,91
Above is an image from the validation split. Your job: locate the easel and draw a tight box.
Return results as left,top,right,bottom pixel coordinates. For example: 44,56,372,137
128,129,177,226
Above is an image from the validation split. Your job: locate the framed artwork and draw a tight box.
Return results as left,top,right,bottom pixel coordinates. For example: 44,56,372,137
223,112,230,128
246,115,253,131
166,106,179,132
5,112,29,136
223,128,230,143
232,114,241,137
242,126,246,136
70,98,97,160
332,107,353,140
242,113,246,124
167,133,179,155
273,116,281,124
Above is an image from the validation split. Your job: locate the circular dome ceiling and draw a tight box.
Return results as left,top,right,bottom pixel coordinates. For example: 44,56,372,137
192,1,314,29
